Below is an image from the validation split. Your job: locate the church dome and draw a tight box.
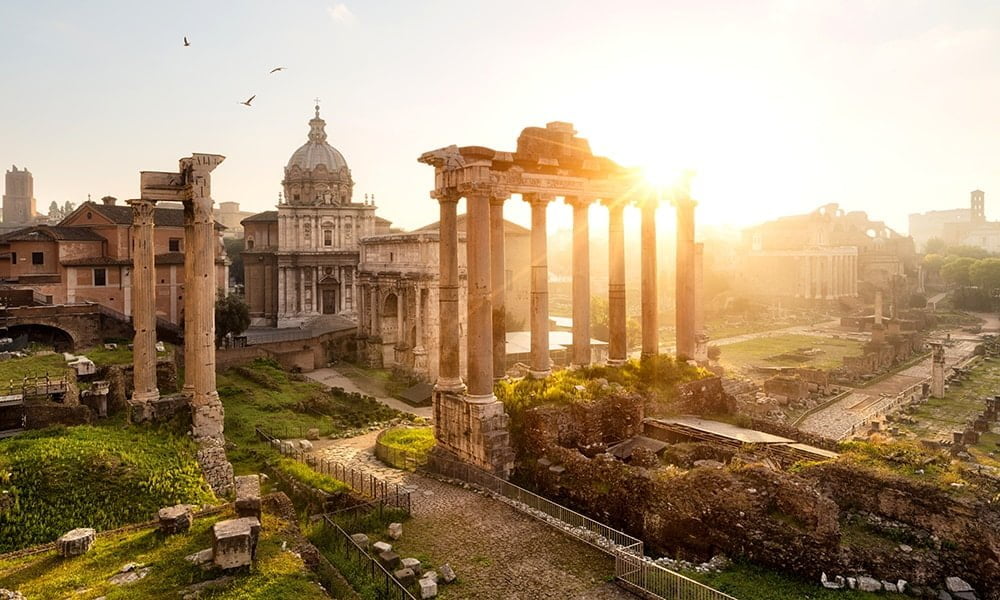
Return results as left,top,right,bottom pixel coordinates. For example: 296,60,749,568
285,105,349,173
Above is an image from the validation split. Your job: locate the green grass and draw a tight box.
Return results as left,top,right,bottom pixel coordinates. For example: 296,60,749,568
271,458,348,495
0,425,215,553
899,357,1000,441
687,562,883,600
719,334,864,376
378,427,435,455
0,508,330,600
0,351,69,384
78,343,171,367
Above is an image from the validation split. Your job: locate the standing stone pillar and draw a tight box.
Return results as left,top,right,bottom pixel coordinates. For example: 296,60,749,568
874,289,884,325
605,199,627,365
182,154,233,496
526,193,552,377
569,197,592,366
413,285,428,378
640,196,659,357
675,195,696,359
435,193,464,392
931,343,946,398
129,198,159,414
465,185,494,400
489,193,508,380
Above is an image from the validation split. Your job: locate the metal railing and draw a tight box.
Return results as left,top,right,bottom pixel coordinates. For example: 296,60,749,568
374,429,430,471
424,453,737,600
321,510,417,600
255,425,411,514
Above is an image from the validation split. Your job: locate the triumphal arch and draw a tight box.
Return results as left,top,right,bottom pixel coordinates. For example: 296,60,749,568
128,153,234,495
419,122,700,475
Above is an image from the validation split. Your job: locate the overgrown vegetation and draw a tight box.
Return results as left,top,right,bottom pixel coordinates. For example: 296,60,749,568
271,458,348,495
687,561,882,600
0,509,330,600
833,439,964,488
378,426,435,455
0,425,215,552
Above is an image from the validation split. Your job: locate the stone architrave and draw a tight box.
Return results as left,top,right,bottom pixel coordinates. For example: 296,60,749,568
604,199,627,364
640,195,658,357
568,196,591,366
129,198,159,414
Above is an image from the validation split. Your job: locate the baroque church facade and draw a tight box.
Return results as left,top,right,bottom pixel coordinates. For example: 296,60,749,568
242,105,390,327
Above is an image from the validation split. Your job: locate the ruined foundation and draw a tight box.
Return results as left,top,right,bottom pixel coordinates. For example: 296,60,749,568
433,390,513,477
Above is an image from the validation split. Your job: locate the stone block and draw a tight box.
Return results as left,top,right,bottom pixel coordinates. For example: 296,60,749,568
298,439,314,451
158,504,194,535
378,551,401,570
234,475,262,520
350,533,369,549
440,563,456,583
394,567,416,586
882,580,897,592
419,577,438,599
897,580,908,594
945,577,974,593
938,592,953,600
388,522,403,540
307,427,320,440
185,548,214,566
422,570,438,583
212,517,261,570
57,528,96,557
857,576,881,592
373,541,392,553
401,557,422,576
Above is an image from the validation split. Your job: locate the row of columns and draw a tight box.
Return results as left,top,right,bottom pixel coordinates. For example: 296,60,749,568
435,187,690,399
276,266,356,315
799,253,858,299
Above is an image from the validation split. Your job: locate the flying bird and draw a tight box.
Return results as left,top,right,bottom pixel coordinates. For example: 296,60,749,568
240,95,256,107
269,67,286,74
183,36,190,47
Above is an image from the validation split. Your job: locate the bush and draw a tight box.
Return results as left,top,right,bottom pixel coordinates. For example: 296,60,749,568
0,425,215,552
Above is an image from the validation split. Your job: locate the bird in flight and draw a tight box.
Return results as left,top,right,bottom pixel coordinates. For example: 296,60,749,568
183,36,190,47
240,95,256,107
269,67,286,74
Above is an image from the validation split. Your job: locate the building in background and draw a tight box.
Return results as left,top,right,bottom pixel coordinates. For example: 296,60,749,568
213,201,255,238
242,105,391,327
908,190,997,251
3,165,38,226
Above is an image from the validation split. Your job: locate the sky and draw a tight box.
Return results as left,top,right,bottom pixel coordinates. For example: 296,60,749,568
1,0,999,235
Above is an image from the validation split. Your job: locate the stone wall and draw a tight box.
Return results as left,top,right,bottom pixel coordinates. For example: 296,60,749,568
24,401,93,428
674,377,735,415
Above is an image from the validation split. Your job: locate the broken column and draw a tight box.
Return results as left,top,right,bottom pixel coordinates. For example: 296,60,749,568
489,193,508,379
129,198,159,420
931,343,946,398
569,196,591,366
183,154,234,496
640,194,658,358
527,193,552,377
605,198,627,365
675,189,696,360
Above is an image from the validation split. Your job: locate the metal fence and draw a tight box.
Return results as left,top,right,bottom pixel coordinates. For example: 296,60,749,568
321,509,417,600
425,453,737,600
255,425,411,514
374,429,429,471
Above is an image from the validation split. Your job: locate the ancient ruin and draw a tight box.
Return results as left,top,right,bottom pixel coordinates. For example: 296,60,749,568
129,153,234,495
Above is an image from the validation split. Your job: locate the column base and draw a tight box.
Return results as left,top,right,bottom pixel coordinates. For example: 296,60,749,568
528,369,551,380
434,377,466,394
464,392,495,404
131,389,161,404
606,358,628,367
432,388,513,478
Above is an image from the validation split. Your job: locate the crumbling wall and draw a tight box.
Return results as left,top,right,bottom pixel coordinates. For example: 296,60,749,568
674,377,734,414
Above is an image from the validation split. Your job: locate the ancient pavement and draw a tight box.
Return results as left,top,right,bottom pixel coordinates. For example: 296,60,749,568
310,432,631,600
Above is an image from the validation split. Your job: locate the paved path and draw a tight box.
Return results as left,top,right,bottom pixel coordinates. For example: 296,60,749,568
304,366,433,418
312,432,630,600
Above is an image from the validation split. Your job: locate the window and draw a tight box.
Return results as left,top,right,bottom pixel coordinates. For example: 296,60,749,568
247,238,255,250
324,229,332,246
31,252,43,265
168,238,181,252
94,268,107,286
10,252,15,265
389,252,394,262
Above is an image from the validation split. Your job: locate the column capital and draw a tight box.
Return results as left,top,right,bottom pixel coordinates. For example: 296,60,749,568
432,189,462,204
523,192,555,206
128,198,156,226
601,197,626,210
564,195,596,209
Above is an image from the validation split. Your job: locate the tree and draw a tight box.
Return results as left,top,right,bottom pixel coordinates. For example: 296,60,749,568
223,238,245,286
48,201,62,221
924,238,946,254
590,296,610,341
215,292,250,347
941,256,975,287
970,258,1000,294
922,253,945,274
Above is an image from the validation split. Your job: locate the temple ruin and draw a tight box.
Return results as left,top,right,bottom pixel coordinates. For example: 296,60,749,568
128,153,234,495
419,122,699,475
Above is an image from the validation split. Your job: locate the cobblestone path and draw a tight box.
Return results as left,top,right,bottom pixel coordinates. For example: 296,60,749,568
311,432,631,600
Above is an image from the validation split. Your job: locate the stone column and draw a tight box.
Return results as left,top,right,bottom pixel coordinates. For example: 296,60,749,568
340,270,347,313
694,242,705,336
130,198,159,410
435,193,464,392
640,196,659,357
182,154,233,496
826,255,834,299
464,185,494,400
874,289,884,325
183,203,197,396
489,193,508,379
569,197,591,366
298,269,305,314
675,195,696,359
605,199,627,365
357,283,367,336
931,343,946,398
526,193,552,377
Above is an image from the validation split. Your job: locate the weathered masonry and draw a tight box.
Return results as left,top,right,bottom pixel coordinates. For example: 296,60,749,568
418,122,700,475
129,153,234,495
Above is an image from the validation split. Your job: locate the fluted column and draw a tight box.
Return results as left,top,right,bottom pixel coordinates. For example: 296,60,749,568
569,197,591,366
464,185,494,400
130,198,159,405
526,193,552,377
605,199,627,364
489,193,508,380
675,195,697,359
435,193,464,392
640,196,659,357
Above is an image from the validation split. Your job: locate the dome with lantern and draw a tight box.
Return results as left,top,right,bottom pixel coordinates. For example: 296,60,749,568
282,103,354,205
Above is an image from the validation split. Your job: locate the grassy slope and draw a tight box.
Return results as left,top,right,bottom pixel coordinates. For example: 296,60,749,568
0,509,329,600
720,334,864,373
0,424,215,553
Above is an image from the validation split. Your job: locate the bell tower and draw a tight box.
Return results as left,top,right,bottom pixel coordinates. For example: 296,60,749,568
971,189,986,225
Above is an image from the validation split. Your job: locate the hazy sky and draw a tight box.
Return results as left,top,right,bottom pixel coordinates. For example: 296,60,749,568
2,0,999,234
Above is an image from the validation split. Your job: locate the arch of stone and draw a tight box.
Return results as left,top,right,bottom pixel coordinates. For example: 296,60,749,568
128,153,234,496
419,122,701,477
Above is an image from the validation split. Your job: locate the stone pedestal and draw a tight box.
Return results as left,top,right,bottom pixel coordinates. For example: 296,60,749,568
212,517,261,570
158,504,194,535
433,389,513,477
57,528,96,557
